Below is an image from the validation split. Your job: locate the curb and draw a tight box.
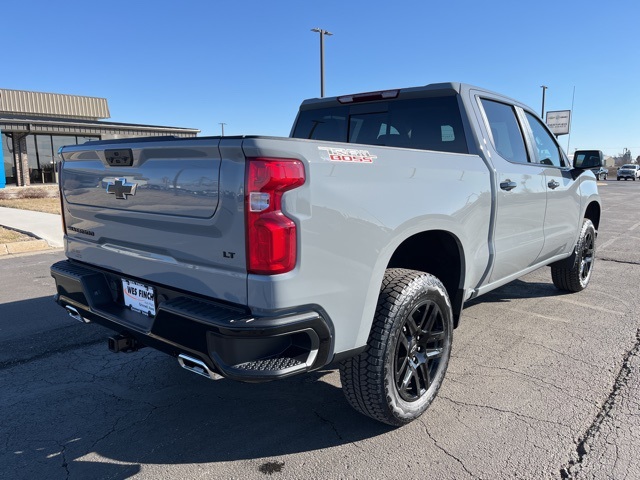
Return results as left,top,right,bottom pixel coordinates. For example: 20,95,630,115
0,239,52,255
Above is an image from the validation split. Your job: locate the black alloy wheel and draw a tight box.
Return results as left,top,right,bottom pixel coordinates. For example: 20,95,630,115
394,299,445,402
577,224,595,286
551,219,596,292
340,269,453,426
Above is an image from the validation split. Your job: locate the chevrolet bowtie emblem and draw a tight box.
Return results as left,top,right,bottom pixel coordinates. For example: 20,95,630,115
106,178,138,199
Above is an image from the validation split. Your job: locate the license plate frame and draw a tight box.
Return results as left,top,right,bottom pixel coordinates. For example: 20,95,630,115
122,278,156,317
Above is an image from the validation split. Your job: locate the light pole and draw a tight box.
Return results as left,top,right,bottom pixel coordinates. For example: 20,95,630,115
311,28,333,97
219,122,226,137
540,85,548,119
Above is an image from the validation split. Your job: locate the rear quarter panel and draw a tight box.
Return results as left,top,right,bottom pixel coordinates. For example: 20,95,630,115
242,137,492,353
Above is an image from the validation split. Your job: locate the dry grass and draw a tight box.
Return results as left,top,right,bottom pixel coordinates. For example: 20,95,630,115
0,186,58,200
0,197,61,215
0,226,32,243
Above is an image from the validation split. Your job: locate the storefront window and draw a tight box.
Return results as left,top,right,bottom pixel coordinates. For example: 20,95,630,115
2,133,16,186
26,135,41,183
77,136,100,144
52,136,77,157
36,135,55,183
52,136,77,184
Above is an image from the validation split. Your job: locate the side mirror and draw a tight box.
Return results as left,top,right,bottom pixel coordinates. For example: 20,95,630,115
574,155,603,169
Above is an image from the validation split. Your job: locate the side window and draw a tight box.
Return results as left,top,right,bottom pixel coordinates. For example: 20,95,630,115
480,99,529,164
390,96,468,153
524,112,564,167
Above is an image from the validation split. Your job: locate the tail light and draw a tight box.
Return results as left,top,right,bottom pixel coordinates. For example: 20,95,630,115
245,157,305,274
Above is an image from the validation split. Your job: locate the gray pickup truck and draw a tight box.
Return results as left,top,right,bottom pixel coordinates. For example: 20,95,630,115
51,82,601,426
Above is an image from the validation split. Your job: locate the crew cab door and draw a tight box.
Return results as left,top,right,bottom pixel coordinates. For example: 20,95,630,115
477,98,547,283
521,111,581,261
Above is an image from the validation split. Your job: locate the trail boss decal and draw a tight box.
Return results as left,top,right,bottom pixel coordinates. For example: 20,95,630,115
318,147,376,164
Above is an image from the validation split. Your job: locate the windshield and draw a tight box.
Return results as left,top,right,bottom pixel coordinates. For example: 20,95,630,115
621,165,636,169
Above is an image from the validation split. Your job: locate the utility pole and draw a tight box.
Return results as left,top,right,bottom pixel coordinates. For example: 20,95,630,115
219,123,226,137
311,28,333,97
540,85,548,119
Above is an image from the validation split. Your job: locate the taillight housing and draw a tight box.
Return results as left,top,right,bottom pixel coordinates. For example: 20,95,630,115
245,157,305,275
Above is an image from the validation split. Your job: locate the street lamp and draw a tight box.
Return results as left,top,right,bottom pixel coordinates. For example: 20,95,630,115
311,28,333,97
219,122,227,137
540,85,548,119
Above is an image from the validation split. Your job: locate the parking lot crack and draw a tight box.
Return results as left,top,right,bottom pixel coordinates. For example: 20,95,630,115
440,395,570,429
58,442,70,479
559,328,640,479
313,410,346,443
421,420,477,478
473,363,591,402
598,257,640,267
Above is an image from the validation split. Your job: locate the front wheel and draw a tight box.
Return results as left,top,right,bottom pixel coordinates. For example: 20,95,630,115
551,219,596,292
340,268,453,426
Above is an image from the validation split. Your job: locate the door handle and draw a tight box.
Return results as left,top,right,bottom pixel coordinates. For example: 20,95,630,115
500,181,517,191
548,180,560,190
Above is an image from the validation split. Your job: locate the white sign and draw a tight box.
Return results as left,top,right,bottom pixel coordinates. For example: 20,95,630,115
122,279,156,316
546,110,571,135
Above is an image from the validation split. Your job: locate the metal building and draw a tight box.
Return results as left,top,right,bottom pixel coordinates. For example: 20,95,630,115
0,88,199,188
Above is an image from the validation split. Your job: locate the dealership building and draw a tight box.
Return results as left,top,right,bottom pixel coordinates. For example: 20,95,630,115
0,88,199,188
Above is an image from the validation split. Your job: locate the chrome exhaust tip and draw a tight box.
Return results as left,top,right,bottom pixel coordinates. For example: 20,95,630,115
178,354,220,380
65,305,90,324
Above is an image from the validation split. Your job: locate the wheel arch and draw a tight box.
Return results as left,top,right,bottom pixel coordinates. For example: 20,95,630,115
584,200,601,231
386,230,465,328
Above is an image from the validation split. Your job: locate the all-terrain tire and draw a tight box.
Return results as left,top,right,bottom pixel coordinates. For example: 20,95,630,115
339,268,453,426
551,219,596,292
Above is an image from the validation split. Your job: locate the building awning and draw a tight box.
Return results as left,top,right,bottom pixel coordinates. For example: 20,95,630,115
0,88,110,120
0,115,200,138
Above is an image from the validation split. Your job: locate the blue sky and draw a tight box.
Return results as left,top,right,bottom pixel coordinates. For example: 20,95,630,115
3,0,639,158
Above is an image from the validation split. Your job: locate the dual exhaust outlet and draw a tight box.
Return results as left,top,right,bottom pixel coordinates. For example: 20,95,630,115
65,305,90,324
178,354,220,380
64,304,218,380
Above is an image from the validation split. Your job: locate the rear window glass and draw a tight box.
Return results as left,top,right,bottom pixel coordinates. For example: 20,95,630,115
291,96,468,154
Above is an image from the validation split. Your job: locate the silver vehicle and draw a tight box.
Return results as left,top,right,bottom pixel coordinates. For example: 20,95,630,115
617,164,640,181
51,83,601,425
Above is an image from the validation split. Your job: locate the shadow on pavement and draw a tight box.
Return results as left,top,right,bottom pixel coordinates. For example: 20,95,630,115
466,277,569,307
2,301,393,479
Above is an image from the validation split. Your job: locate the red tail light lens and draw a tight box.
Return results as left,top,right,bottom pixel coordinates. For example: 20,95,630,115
246,158,305,274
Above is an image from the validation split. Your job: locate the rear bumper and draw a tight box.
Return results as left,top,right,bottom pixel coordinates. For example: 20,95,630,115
51,260,333,382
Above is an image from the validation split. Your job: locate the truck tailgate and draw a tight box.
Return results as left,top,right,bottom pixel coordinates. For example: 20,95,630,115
60,137,248,305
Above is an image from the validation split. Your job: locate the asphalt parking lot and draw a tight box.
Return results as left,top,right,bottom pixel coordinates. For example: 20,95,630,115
1,180,639,480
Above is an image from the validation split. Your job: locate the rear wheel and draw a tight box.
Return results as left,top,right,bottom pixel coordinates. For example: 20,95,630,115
340,268,453,426
551,219,596,292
